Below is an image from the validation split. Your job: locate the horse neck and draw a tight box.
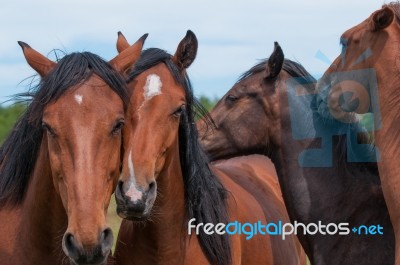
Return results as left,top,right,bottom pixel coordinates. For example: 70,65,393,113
16,138,67,264
130,139,187,264
269,80,393,263
364,29,399,112
373,37,400,135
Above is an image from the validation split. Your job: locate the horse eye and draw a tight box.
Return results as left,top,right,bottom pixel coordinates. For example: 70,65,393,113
112,120,125,135
226,95,239,102
173,105,185,117
42,122,57,138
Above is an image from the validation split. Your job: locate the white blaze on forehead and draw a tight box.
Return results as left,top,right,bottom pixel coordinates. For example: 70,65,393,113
143,74,162,100
74,94,83,105
126,150,143,203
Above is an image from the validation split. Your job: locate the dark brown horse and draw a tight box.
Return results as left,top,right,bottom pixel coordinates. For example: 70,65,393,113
113,31,305,265
0,36,145,265
316,3,400,264
198,42,394,264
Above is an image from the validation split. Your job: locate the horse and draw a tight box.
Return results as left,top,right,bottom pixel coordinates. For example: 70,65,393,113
112,31,305,265
316,3,400,264
198,42,395,264
0,35,146,265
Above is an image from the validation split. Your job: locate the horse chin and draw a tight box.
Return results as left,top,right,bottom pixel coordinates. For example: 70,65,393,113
68,258,108,265
118,211,150,222
117,206,152,222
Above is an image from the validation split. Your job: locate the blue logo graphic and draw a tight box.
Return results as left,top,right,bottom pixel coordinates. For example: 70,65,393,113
285,48,382,167
352,225,384,235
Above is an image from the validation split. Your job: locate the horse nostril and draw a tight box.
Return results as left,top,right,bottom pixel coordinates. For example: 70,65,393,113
62,232,80,261
149,181,156,194
100,228,114,256
115,180,125,200
62,230,111,264
118,180,124,193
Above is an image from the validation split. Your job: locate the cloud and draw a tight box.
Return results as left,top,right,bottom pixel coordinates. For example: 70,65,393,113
0,0,382,102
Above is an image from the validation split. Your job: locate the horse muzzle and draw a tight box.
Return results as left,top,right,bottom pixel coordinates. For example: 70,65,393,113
115,180,157,221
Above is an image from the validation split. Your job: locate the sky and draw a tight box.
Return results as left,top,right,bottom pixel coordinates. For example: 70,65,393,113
0,0,385,104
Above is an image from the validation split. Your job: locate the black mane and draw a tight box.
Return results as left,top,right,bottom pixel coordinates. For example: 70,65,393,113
129,48,231,265
0,52,128,207
238,58,317,85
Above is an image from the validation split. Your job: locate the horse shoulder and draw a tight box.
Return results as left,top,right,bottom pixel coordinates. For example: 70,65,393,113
0,207,21,260
184,235,212,265
212,164,274,265
212,155,305,265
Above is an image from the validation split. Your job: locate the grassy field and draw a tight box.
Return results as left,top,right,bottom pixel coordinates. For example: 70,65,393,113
106,196,122,251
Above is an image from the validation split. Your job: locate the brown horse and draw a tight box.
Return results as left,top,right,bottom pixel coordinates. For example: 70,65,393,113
113,31,305,265
198,42,394,264
0,36,145,265
316,2,400,264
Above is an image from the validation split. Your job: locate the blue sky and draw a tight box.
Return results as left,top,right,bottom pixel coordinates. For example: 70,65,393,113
0,0,384,104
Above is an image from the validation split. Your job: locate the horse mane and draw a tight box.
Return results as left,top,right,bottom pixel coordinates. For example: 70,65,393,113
238,58,317,86
128,48,231,265
0,52,129,208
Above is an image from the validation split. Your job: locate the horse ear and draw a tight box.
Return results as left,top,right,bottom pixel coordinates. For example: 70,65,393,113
265,42,284,79
172,30,198,70
18,41,56,78
116,31,130,53
370,6,394,32
109,33,148,74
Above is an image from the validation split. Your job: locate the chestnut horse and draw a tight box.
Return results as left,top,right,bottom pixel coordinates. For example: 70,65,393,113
113,31,305,265
316,3,400,264
198,43,394,264
0,36,145,265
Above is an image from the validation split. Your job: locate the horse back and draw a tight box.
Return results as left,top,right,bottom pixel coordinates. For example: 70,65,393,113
212,154,306,265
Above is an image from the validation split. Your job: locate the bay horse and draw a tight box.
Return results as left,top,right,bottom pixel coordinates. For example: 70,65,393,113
113,31,305,265
316,3,400,264
0,35,146,265
198,43,394,264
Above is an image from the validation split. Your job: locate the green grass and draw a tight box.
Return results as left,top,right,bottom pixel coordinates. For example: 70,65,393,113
0,104,26,144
